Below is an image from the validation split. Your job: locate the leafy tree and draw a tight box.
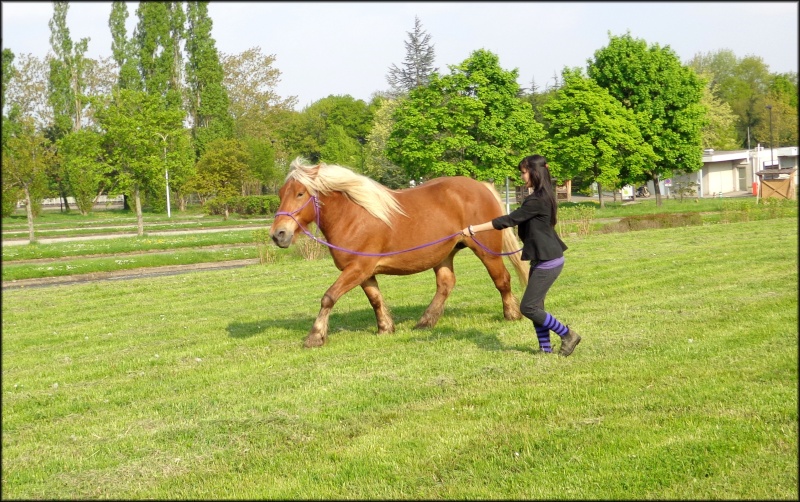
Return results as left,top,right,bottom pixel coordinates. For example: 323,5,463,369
2,49,19,148
758,73,798,148
542,68,655,208
95,89,183,235
185,1,233,159
320,124,361,168
56,128,107,215
697,73,740,150
2,118,54,242
288,95,373,163
688,50,774,148
362,97,407,188
221,46,297,141
386,15,438,96
3,54,51,130
588,32,705,206
47,1,91,211
109,1,141,90
2,48,22,216
189,138,253,219
388,49,545,182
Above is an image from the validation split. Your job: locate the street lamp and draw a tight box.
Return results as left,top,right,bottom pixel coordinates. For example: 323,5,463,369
765,105,775,168
154,132,171,218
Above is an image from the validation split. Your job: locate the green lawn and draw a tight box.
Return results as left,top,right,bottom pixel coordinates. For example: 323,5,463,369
2,217,797,499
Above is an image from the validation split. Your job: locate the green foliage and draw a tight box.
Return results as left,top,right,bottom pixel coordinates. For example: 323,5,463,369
557,204,597,236
190,138,254,218
185,1,233,159
203,195,278,216
289,95,373,163
57,129,107,215
388,49,545,181
589,32,705,197
542,68,656,191
109,1,141,90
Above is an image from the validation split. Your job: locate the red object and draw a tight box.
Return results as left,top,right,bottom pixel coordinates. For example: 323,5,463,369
752,181,758,196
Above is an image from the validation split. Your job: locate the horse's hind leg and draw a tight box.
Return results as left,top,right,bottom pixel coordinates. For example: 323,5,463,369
361,276,395,334
479,253,523,321
416,254,456,329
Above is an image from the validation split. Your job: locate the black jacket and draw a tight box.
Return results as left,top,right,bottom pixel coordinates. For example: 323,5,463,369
491,193,567,262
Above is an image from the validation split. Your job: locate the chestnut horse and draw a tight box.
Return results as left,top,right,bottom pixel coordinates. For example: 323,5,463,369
270,157,529,347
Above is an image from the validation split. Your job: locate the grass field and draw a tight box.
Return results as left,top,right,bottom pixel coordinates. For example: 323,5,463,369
2,215,797,499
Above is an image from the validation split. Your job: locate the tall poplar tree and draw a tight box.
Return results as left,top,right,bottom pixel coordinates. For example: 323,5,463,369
109,1,140,90
48,1,91,211
185,1,233,159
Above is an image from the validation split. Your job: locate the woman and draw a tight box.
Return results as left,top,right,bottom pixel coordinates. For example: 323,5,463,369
462,155,581,356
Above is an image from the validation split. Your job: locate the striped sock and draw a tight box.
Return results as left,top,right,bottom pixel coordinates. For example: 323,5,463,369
535,325,552,353
543,313,569,338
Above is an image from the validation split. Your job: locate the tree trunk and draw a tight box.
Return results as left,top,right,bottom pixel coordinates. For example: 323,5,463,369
597,182,605,209
652,174,663,206
24,187,35,244
134,185,144,236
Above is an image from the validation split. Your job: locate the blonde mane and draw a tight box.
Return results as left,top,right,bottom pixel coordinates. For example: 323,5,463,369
286,157,406,226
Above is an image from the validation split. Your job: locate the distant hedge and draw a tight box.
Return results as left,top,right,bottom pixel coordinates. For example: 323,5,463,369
204,195,281,216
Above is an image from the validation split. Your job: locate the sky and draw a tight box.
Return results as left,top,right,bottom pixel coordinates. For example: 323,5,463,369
2,1,798,110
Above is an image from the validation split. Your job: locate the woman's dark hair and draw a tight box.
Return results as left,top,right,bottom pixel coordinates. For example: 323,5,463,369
519,154,558,227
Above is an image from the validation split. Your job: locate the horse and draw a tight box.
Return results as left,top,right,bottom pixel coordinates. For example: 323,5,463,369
269,157,529,348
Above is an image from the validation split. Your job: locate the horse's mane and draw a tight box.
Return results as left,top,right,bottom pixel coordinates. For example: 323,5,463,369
286,157,406,226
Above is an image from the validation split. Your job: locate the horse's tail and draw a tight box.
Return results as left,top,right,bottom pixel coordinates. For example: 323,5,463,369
481,182,529,288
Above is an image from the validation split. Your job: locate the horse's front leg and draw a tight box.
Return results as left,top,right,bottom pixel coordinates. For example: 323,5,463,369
305,266,372,348
361,275,394,334
416,253,456,329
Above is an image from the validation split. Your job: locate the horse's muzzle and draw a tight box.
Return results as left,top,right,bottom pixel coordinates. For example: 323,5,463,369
270,228,292,248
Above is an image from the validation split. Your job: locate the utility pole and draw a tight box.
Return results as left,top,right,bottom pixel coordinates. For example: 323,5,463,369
154,132,171,218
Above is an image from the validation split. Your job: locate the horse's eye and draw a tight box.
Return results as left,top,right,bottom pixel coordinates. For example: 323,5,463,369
297,192,304,198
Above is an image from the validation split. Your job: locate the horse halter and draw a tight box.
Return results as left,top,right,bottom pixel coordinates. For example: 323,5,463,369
274,193,322,235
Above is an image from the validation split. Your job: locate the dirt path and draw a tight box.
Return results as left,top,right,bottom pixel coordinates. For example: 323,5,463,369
1,225,266,246
2,258,260,290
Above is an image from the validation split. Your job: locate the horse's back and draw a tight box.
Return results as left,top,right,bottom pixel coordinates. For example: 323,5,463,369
399,176,504,222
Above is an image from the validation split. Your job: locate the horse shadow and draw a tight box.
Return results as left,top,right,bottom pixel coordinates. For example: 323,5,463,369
227,304,538,355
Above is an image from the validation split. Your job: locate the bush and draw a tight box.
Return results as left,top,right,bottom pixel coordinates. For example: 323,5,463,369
204,195,281,216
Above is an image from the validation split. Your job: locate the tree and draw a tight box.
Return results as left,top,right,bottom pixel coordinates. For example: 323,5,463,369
95,89,183,235
189,138,253,219
56,129,108,215
2,118,54,242
542,68,656,208
688,50,774,148
109,1,141,90
47,1,91,211
386,16,438,96
362,97,407,188
3,54,51,130
588,32,705,206
185,1,233,159
287,95,373,163
221,46,297,141
696,72,740,150
388,49,545,182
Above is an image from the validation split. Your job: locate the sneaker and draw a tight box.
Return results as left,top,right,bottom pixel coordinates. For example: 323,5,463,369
559,327,581,356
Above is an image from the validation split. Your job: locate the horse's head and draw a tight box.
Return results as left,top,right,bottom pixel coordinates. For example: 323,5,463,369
270,177,317,248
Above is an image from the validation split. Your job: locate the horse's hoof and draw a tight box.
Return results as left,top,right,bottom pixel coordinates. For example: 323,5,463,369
303,336,325,348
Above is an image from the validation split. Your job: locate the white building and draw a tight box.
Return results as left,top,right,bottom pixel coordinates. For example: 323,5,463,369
653,145,798,198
